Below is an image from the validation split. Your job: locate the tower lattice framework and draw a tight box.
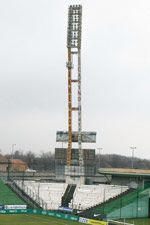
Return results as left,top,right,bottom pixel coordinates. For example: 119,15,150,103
55,5,96,183
66,5,83,167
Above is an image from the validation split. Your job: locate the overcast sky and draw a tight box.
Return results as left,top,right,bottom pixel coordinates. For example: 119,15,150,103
0,0,150,159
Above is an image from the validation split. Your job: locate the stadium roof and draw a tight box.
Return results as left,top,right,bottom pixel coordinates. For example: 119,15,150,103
98,168,150,177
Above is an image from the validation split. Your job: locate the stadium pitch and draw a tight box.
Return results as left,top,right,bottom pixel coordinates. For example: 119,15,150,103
121,218,150,225
0,214,150,225
0,214,81,225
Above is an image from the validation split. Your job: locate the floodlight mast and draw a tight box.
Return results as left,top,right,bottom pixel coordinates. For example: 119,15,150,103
66,5,83,167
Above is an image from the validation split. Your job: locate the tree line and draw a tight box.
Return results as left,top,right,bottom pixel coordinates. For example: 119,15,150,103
4,151,150,172
5,151,55,172
96,154,150,170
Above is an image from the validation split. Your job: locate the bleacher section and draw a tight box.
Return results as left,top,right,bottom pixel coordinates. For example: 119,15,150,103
0,179,25,206
80,187,149,220
15,180,67,210
14,181,129,211
69,184,129,210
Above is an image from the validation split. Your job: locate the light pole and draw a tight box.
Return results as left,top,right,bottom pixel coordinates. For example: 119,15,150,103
11,144,16,160
130,147,136,169
97,148,103,169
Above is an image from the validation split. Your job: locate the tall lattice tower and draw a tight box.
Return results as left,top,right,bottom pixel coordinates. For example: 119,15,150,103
55,5,96,184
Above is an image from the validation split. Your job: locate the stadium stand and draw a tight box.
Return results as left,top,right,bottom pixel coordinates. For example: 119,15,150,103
0,179,25,205
79,186,150,220
14,181,129,211
15,180,67,210
69,184,129,210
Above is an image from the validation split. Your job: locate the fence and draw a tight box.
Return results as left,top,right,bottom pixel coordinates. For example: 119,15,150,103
85,188,149,220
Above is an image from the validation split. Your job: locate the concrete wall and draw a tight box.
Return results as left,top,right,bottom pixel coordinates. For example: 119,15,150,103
0,164,8,172
111,176,144,188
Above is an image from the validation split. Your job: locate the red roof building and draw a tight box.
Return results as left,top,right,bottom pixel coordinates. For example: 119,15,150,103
0,154,9,171
9,159,28,171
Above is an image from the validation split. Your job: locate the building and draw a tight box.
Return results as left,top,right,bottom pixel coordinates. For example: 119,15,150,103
0,154,9,171
9,159,28,172
99,168,150,189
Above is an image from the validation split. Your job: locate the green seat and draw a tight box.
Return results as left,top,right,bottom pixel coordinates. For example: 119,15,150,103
0,180,25,205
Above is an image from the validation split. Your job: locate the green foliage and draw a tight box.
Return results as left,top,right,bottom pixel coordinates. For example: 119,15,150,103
5,151,150,172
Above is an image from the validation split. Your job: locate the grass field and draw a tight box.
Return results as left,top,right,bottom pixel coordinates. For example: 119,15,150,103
0,214,150,225
120,218,150,225
0,214,81,225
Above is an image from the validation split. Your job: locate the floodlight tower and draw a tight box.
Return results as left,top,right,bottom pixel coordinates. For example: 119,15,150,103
66,5,83,167
55,5,96,185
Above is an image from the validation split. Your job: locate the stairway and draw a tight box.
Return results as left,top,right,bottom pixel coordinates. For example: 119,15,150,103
62,184,76,207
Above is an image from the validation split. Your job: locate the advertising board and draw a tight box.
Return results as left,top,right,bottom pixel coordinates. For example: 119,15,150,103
4,205,27,209
0,209,79,222
56,131,96,143
88,219,107,225
79,217,89,224
58,206,73,213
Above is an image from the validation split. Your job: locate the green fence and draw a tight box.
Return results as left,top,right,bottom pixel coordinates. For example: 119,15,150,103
0,209,79,222
90,188,149,220
107,194,149,219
